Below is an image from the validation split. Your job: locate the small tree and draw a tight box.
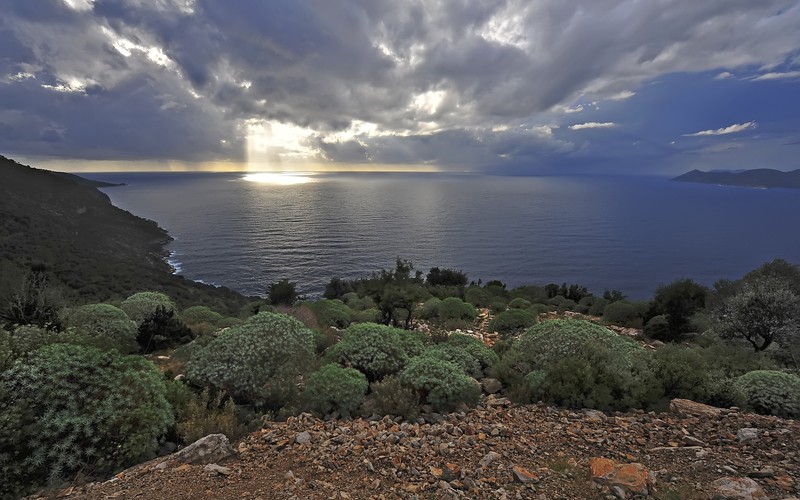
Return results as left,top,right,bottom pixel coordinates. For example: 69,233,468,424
1,267,62,330
648,279,708,340
713,276,800,352
267,279,299,306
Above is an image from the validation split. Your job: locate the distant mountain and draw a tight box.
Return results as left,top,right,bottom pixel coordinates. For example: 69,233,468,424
672,168,800,189
0,155,250,315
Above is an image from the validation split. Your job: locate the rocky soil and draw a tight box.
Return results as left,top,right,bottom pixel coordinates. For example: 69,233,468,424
51,397,800,500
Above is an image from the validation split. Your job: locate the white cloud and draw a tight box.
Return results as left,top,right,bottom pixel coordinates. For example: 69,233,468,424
569,122,617,130
608,90,636,101
684,121,757,137
751,71,800,81
714,71,734,80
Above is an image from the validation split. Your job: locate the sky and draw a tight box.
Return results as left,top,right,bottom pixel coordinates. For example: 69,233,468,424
1,0,800,175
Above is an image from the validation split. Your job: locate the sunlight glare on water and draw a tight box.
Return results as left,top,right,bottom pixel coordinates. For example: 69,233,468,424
242,172,316,185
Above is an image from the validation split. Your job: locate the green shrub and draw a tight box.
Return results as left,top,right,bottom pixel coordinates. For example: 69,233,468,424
0,344,172,493
324,323,412,381
420,346,483,379
648,345,711,403
464,286,492,308
644,315,670,339
508,298,532,309
120,291,175,325
400,357,480,412
301,364,368,417
489,299,507,314
438,297,477,322
353,308,382,323
731,370,800,418
361,375,419,420
185,312,315,409
169,385,248,444
495,319,647,409
603,301,643,328
446,333,498,376
136,305,193,353
547,295,576,312
417,298,442,320
307,299,352,328
573,296,595,314
266,279,299,306
61,303,138,353
487,309,538,336
509,285,548,304
180,306,224,327
342,293,375,312
217,316,243,328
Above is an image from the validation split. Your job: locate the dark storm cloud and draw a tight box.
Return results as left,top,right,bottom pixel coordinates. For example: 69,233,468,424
1,0,799,171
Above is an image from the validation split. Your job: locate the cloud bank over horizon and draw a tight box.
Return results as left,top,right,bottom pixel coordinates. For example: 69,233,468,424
1,0,800,174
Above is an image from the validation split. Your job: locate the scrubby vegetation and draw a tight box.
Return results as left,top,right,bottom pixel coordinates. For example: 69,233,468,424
3,162,800,497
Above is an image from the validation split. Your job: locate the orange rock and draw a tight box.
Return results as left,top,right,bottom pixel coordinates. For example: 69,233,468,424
668,398,722,417
589,457,616,481
511,465,539,483
614,463,650,496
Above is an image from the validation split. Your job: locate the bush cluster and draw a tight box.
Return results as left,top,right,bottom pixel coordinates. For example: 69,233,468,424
487,309,538,336
301,364,369,417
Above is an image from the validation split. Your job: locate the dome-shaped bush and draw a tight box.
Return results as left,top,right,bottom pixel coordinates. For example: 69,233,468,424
120,291,175,325
180,306,224,327
325,323,413,381
487,309,538,336
61,303,138,353
400,357,480,412
185,312,315,408
438,297,477,322
732,370,800,418
508,298,532,309
301,364,368,417
308,299,352,328
1,344,172,494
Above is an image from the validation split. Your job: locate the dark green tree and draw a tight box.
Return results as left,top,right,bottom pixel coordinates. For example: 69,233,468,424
648,279,708,340
267,279,299,306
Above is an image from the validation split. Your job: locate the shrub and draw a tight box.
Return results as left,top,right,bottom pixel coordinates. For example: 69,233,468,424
171,386,248,444
342,293,376,312
324,323,411,381
420,346,483,379
573,296,595,314
185,312,315,409
136,305,193,353
120,291,175,325
547,295,576,312
426,267,468,287
603,301,643,328
588,298,610,316
495,319,646,408
417,298,442,320
508,298,532,309
353,308,382,323
644,315,670,339
400,357,480,412
487,309,538,336
307,299,352,328
61,303,138,353
509,285,548,304
464,286,492,308
267,279,300,306
731,370,800,418
0,344,172,493
446,333,498,376
489,299,507,314
180,306,224,327
361,375,420,420
648,345,711,403
438,297,477,322
301,364,369,417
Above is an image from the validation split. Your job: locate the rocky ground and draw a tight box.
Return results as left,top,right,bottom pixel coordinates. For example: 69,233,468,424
49,397,799,500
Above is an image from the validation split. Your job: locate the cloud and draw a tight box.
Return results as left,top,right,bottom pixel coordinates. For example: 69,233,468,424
751,71,800,81
714,71,734,80
569,122,617,131
683,121,757,137
1,0,800,171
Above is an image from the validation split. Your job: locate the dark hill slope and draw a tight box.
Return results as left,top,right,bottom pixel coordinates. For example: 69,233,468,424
0,155,250,315
673,168,800,189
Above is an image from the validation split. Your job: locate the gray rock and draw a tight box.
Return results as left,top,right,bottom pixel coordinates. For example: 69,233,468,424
204,463,231,476
479,451,501,467
481,378,503,394
171,434,236,465
295,431,311,444
709,476,768,500
737,428,759,443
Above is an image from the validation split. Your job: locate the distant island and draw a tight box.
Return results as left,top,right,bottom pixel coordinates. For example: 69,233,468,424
672,168,800,189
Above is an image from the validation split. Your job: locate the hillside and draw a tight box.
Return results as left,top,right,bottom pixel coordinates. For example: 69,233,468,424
61,398,800,499
0,155,250,315
672,169,800,189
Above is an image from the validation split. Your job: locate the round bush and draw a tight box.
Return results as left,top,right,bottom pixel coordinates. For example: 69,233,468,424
180,306,224,327
185,312,315,408
446,333,498,375
308,299,352,328
61,303,138,353
400,357,480,412
420,346,483,379
325,323,412,381
508,298,532,309
361,375,419,420
301,364,368,417
487,309,538,336
488,299,507,314
417,298,442,321
648,344,711,402
644,314,670,339
732,370,800,418
354,308,382,323
120,291,175,325
464,287,492,308
0,344,172,490
438,297,477,322
603,301,642,327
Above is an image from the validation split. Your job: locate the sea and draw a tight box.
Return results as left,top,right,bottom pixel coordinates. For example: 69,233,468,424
83,171,800,300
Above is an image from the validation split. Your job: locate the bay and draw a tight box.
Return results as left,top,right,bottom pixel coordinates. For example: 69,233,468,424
84,172,800,300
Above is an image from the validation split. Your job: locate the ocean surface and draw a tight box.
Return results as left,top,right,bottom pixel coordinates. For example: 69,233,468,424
84,172,800,300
